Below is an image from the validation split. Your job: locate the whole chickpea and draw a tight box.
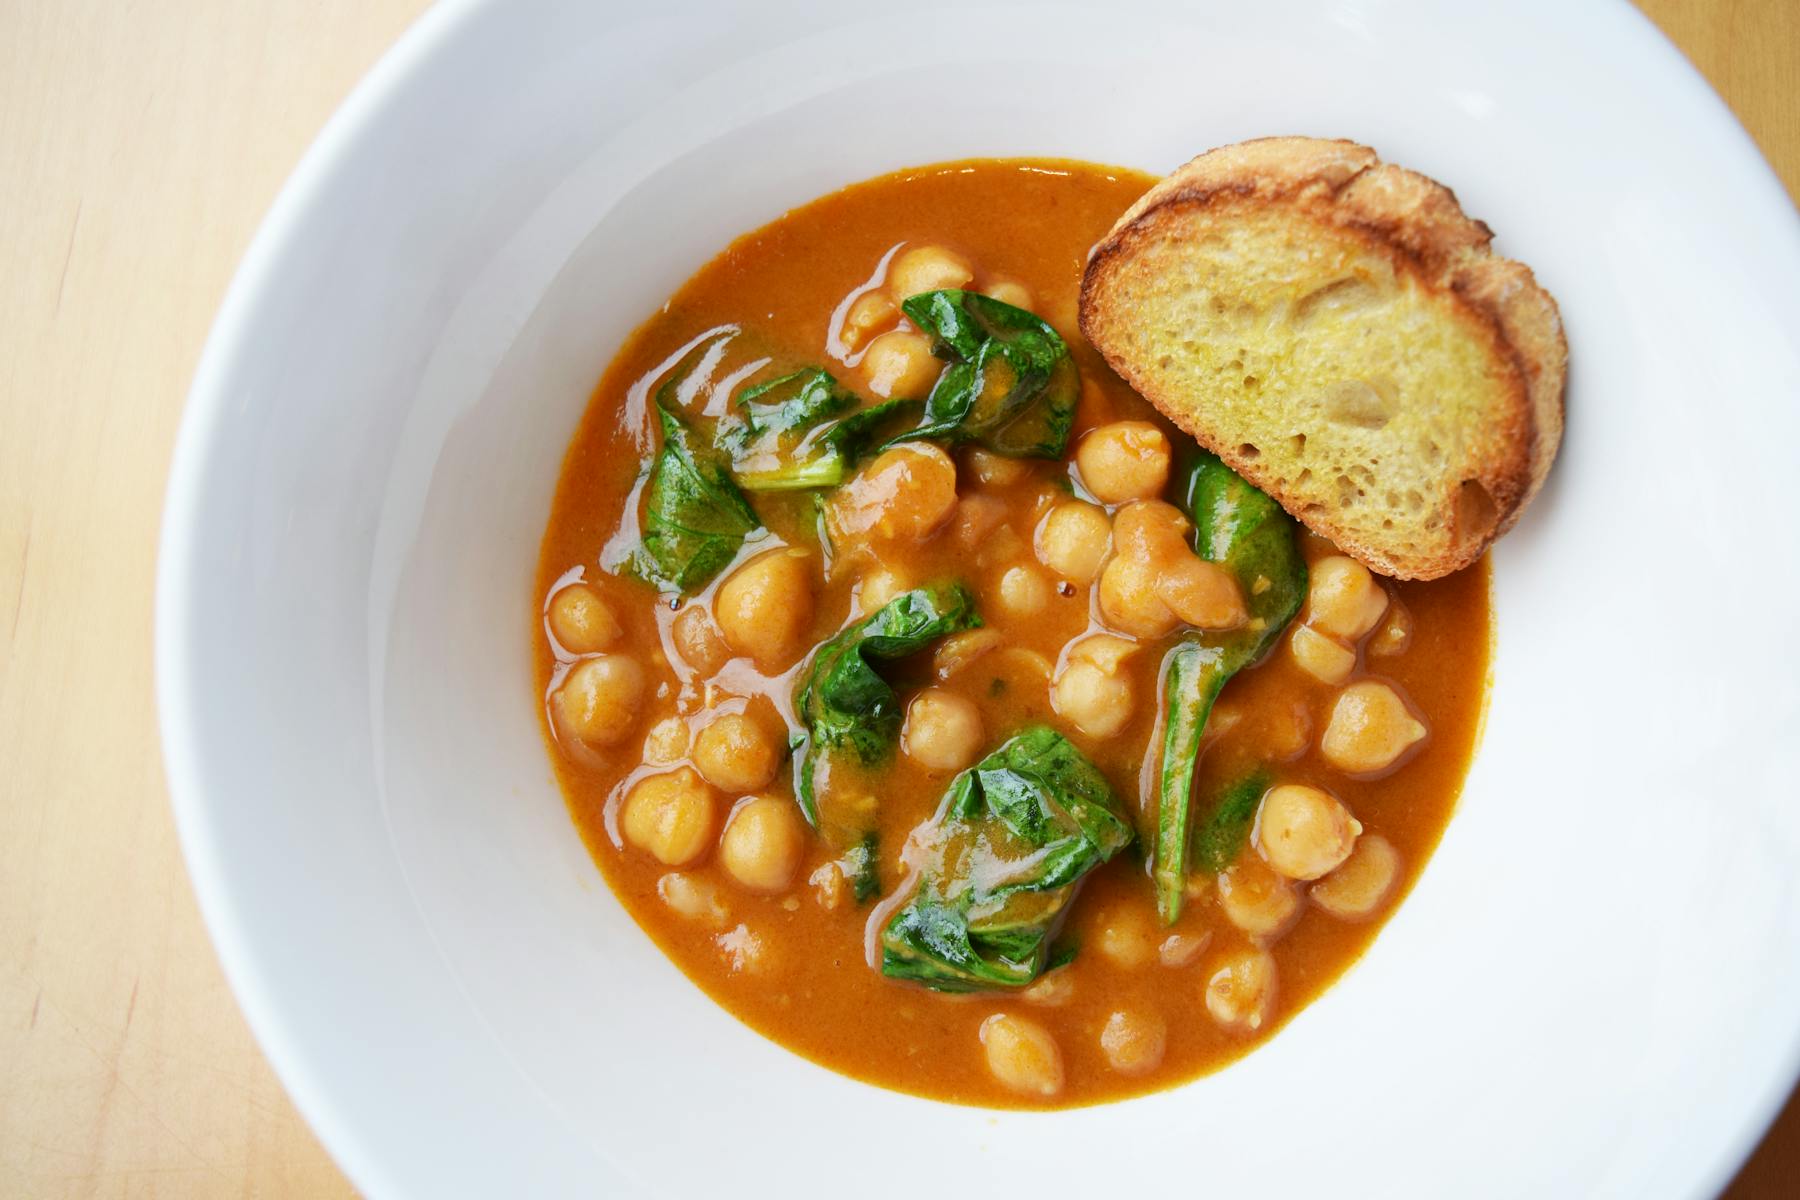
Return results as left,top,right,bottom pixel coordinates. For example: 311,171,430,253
1155,557,1248,630
714,549,815,670
1076,421,1172,504
985,278,1035,311
903,688,984,773
1255,784,1361,881
718,795,806,893
1289,624,1357,684
1306,555,1389,641
621,767,716,866
1097,554,1181,639
979,1013,1065,1097
1216,854,1301,940
1092,906,1156,969
1205,948,1278,1032
888,244,974,299
548,583,621,654
1311,834,1401,920
555,655,645,746
859,330,942,399
691,712,781,793
856,567,911,614
1320,680,1428,775
1034,501,1112,585
1110,500,1190,562
1051,642,1134,738
832,444,959,543
1100,1010,1168,1076
671,605,730,675
995,564,1052,618
840,290,897,352
964,447,1030,487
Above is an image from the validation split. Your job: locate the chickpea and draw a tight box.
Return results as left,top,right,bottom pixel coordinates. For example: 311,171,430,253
1092,906,1156,969
1217,855,1301,940
1052,660,1133,737
718,795,806,893
621,768,716,866
1205,948,1278,1033
858,330,942,399
1368,599,1413,658
840,289,897,351
979,1013,1064,1098
996,564,1051,618
1100,1010,1168,1076
1069,633,1138,674
933,628,1002,680
671,606,730,675
691,712,781,793
1097,554,1180,638
1111,500,1190,562
1311,834,1401,920
555,655,645,746
888,244,974,299
714,549,815,670
986,278,1035,311
1263,698,1313,762
857,567,911,613
1255,784,1362,881
832,444,959,542
1306,555,1389,641
1156,557,1248,630
642,716,689,765
1320,680,1428,775
548,583,621,653
903,688,984,772
1158,930,1211,967
1035,501,1111,585
965,446,1030,487
656,871,729,926
1076,421,1171,504
1021,968,1074,1007
1290,624,1356,684
951,494,1008,550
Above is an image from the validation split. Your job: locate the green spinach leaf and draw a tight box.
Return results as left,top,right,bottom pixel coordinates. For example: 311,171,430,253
717,368,918,491
791,582,981,826
1191,767,1274,875
878,727,1134,991
884,290,1078,458
632,399,761,594
1151,451,1307,922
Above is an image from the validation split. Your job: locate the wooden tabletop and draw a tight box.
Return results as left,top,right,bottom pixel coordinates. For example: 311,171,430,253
2,1,1795,1195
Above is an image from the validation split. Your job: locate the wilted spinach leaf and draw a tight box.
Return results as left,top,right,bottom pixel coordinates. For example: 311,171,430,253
791,583,981,826
884,290,1077,458
878,727,1134,991
631,400,761,594
1151,451,1307,922
1191,766,1274,875
718,368,918,491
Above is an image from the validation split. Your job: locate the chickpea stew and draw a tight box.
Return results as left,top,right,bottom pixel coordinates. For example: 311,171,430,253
536,159,1490,1107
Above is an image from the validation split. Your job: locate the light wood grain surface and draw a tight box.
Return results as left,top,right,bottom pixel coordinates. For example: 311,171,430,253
1,1,1794,1195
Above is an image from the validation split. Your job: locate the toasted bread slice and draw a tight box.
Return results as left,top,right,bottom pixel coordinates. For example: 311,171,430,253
1079,137,1566,579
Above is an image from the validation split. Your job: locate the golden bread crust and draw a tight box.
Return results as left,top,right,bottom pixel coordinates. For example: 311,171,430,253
1080,136,1567,579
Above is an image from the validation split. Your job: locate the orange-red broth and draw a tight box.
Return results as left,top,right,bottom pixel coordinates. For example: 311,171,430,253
535,159,1490,1107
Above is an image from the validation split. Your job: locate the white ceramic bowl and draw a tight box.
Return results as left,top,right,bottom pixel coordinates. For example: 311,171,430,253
157,1,1800,1195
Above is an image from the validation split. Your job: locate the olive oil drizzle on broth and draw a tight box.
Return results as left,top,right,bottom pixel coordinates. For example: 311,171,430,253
535,159,1490,1107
